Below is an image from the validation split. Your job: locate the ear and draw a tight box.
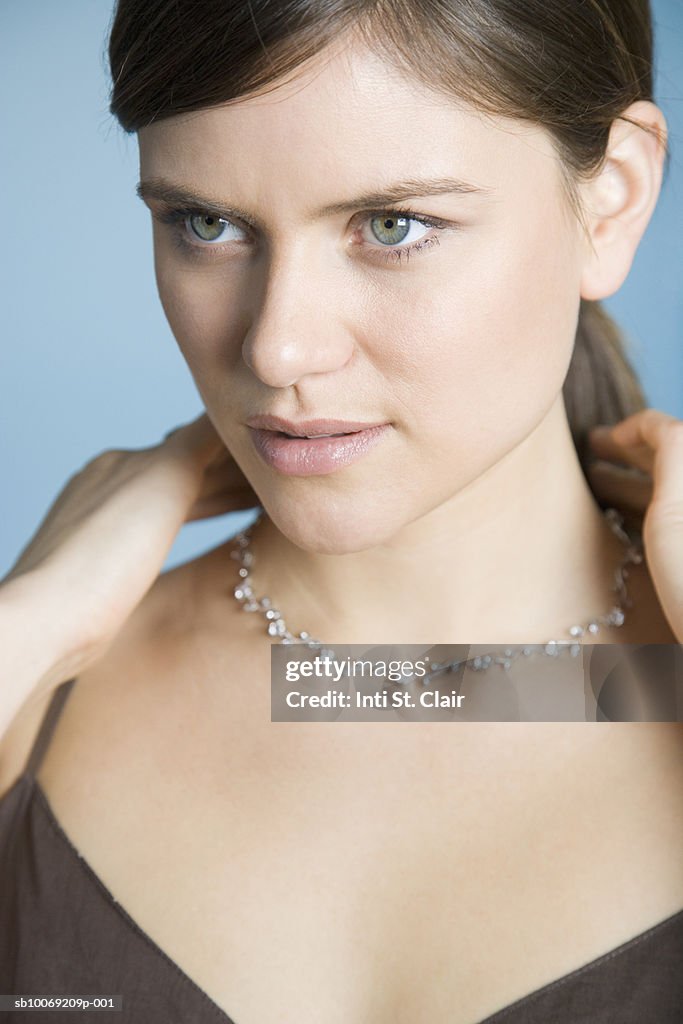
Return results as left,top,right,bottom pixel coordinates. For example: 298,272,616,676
578,100,668,301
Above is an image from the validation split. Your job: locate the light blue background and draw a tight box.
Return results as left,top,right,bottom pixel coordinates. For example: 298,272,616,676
1,1,682,579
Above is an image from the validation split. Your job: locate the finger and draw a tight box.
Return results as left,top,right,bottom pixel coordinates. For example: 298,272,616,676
186,488,260,522
587,431,655,475
606,408,679,448
198,465,255,501
588,409,679,475
161,412,226,462
606,410,683,517
585,459,653,514
646,422,683,519
202,447,242,474
197,449,255,493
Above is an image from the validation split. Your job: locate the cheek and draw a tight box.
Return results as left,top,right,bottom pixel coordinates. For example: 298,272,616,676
154,245,243,376
366,216,579,479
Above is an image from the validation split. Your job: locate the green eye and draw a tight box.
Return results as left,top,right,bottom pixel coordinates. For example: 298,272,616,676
369,214,411,246
188,213,227,242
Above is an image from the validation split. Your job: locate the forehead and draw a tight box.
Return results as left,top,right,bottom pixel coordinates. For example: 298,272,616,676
137,36,560,205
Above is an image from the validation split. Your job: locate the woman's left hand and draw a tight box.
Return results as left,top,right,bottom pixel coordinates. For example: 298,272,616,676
587,408,683,642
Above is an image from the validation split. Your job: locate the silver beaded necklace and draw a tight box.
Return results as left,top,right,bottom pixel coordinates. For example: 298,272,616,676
230,506,644,675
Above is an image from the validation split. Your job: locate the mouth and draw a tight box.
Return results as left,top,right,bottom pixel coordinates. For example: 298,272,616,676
274,429,360,439
247,423,391,476
245,414,388,437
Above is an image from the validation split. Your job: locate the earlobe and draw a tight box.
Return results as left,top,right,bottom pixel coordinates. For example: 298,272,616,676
579,100,667,302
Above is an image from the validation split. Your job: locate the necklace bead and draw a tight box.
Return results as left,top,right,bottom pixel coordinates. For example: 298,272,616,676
229,507,643,674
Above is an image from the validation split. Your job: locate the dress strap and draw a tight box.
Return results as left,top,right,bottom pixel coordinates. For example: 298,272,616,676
24,678,77,777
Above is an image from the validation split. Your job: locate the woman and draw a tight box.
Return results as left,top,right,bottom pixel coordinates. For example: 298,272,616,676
1,0,682,1020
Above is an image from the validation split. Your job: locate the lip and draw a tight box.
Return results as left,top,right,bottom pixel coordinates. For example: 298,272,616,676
245,414,388,436
248,424,391,476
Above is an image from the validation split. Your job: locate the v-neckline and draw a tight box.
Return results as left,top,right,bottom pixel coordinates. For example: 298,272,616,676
19,772,683,1024
28,774,237,1024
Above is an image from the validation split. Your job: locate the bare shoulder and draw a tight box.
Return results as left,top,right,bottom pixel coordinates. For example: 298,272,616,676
0,538,245,801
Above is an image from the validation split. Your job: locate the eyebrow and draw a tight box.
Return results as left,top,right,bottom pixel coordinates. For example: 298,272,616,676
136,174,494,229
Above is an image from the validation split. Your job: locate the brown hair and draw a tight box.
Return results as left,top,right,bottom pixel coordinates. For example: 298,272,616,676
107,0,668,509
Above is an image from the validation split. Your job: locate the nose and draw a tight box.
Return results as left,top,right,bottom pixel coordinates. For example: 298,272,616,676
241,246,354,388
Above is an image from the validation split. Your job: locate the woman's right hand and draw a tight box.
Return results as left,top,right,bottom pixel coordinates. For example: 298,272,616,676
0,412,259,686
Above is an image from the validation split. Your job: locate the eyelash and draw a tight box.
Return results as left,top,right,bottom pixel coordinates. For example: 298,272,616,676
153,205,452,266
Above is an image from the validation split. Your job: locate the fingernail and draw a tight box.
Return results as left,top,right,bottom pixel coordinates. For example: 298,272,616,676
589,426,611,440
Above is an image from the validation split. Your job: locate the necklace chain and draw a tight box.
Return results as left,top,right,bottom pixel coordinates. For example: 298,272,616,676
229,507,644,674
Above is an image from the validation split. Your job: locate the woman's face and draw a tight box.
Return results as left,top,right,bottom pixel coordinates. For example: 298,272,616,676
138,37,587,553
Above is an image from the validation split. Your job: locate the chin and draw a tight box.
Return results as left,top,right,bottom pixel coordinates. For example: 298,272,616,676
256,489,403,555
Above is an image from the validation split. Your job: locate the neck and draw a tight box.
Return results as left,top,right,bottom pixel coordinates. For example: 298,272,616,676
241,396,632,646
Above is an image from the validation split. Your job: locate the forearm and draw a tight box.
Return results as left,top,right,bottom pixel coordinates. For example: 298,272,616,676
0,572,78,741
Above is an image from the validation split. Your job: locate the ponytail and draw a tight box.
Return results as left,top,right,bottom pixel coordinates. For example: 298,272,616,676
564,299,649,521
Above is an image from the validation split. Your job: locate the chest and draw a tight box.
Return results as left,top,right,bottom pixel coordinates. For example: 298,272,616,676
35,660,683,1024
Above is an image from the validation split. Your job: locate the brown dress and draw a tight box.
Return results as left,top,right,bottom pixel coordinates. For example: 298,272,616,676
1,678,682,1022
